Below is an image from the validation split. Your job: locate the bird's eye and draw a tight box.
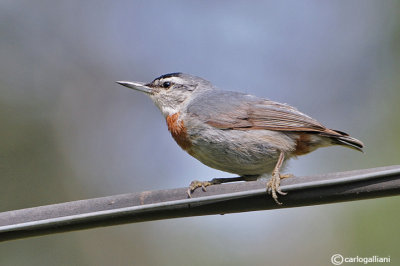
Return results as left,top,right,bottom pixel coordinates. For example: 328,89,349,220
162,81,171,88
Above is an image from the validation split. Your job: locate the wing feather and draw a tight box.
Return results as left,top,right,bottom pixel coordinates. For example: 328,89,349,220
186,90,363,151
187,91,330,133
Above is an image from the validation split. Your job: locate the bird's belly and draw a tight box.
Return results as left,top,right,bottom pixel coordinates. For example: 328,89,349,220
188,127,296,175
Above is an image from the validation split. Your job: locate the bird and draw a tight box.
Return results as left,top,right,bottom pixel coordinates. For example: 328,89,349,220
117,73,363,204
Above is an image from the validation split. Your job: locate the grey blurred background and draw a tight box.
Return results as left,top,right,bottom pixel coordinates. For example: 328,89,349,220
1,1,399,265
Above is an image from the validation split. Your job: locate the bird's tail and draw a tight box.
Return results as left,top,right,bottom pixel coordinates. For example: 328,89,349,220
322,129,364,152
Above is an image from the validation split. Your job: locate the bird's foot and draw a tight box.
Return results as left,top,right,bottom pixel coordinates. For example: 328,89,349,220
280,173,293,179
187,179,222,198
266,172,292,205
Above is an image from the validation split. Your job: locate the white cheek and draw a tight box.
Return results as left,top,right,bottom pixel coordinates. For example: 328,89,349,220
150,96,178,117
159,106,178,117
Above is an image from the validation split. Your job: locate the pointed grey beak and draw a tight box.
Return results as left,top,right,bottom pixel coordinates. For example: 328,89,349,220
116,81,153,94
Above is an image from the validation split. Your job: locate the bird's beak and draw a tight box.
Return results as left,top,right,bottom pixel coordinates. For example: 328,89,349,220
116,81,153,94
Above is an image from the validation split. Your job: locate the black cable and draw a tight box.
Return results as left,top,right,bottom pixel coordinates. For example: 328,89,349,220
0,165,399,242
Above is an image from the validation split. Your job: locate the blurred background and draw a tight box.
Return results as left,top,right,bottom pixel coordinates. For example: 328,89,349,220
1,0,399,265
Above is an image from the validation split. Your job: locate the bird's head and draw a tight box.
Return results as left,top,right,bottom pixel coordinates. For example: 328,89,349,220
117,73,214,117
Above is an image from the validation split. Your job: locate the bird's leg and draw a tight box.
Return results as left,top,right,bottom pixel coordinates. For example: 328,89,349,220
187,176,257,198
267,151,290,205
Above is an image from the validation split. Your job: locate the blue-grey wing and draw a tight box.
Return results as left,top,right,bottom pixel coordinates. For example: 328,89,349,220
186,90,330,133
186,90,364,150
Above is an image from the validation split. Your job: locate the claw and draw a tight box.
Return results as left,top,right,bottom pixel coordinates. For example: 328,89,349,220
187,180,212,198
280,173,293,179
187,188,193,198
276,186,287,196
266,172,291,205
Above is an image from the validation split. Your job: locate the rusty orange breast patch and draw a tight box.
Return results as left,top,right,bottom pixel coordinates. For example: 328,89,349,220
294,133,312,155
166,112,193,153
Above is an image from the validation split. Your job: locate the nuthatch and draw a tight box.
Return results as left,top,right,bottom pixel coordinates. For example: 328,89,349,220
117,73,364,204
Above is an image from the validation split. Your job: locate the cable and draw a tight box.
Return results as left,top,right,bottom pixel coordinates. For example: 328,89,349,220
0,165,399,242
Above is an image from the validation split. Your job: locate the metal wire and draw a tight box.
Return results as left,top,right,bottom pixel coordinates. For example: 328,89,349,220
0,165,399,242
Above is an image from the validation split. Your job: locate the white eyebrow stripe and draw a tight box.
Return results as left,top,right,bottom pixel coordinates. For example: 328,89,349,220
161,76,184,83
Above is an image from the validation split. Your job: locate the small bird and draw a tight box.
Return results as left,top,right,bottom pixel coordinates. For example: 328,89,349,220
117,73,363,204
